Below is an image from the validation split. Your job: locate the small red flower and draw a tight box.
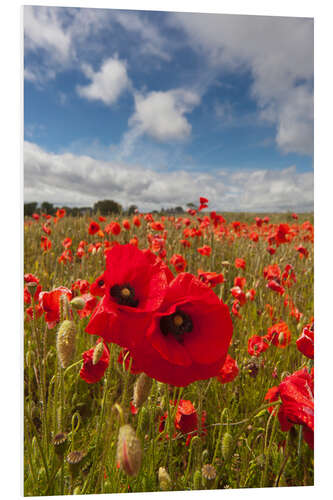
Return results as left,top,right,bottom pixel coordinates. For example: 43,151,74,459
267,279,285,295
296,322,314,359
88,221,100,235
39,287,72,328
235,258,246,270
56,208,66,218
265,368,314,449
216,354,239,383
197,245,211,256
170,254,187,273
197,270,224,288
248,335,270,356
41,236,52,251
266,322,291,348
32,213,40,221
79,340,110,383
159,399,206,445
122,219,131,230
42,224,51,235
62,237,72,249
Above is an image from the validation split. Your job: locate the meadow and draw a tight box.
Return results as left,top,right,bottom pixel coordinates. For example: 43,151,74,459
23,206,314,495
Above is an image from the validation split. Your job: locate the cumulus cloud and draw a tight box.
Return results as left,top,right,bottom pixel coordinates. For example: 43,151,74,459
77,57,131,106
24,141,313,212
128,89,200,142
171,13,313,156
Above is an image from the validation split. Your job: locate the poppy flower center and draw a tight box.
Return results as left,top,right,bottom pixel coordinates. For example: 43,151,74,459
110,283,139,307
160,309,193,343
97,279,104,287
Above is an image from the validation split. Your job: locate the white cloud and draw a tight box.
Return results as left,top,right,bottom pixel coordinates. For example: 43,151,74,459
77,57,131,106
128,89,200,142
24,141,313,212
171,13,313,155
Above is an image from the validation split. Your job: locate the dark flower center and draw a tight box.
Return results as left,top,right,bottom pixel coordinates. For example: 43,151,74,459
110,283,139,307
97,279,104,287
160,309,193,343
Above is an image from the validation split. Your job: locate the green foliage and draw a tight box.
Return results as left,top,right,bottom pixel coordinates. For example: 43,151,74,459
93,199,122,215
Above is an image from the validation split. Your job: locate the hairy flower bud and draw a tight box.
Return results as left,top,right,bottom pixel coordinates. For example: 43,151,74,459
133,373,153,409
92,341,105,365
116,424,142,477
193,470,202,490
66,450,86,478
158,467,172,491
70,297,86,310
57,320,76,368
222,432,233,461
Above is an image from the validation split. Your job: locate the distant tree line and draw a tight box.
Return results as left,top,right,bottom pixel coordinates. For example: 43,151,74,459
24,200,185,217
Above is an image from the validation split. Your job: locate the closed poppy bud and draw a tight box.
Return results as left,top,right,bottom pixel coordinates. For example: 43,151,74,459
92,341,105,365
56,320,76,368
193,470,202,489
158,466,172,491
70,297,86,310
116,424,142,476
133,373,153,410
222,432,233,461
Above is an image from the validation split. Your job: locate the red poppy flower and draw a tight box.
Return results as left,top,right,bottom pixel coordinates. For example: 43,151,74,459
62,237,72,249
72,279,90,295
58,249,73,264
267,279,285,295
41,236,52,251
199,197,208,205
122,219,131,230
133,216,141,227
295,245,309,259
246,288,256,301
56,208,66,218
263,264,281,281
255,217,263,227
39,286,72,329
265,368,314,449
88,221,100,235
129,273,233,386
275,224,291,245
230,286,246,305
159,399,206,445
296,322,314,359
86,244,170,350
26,304,43,321
235,258,246,270
292,213,298,220
197,245,211,256
170,254,187,273
266,246,276,255
32,213,40,221
234,276,246,289
266,322,291,348
98,216,106,222
248,335,270,357
79,340,110,384
150,221,165,231
216,354,239,383
42,224,51,235
197,270,224,288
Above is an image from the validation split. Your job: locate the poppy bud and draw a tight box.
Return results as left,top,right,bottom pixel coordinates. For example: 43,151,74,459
116,424,142,476
222,432,233,461
193,470,202,489
66,450,86,479
26,281,38,295
70,297,86,310
56,320,76,368
158,467,172,491
92,341,105,365
53,432,68,458
133,373,153,409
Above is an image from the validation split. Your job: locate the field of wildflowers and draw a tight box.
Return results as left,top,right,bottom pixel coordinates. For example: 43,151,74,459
24,201,314,495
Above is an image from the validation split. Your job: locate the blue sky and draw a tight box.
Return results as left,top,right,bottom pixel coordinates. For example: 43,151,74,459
24,7,314,211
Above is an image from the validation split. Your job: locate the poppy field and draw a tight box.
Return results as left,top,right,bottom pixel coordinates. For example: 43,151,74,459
23,202,314,495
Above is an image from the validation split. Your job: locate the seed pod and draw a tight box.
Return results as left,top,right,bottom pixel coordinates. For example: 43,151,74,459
193,470,202,490
222,432,233,461
202,464,216,481
133,373,153,409
56,320,76,368
92,341,105,365
66,450,86,479
158,467,172,491
70,297,86,310
53,432,68,458
116,424,142,477
26,281,38,295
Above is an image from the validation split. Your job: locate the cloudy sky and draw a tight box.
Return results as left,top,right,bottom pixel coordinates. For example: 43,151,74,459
24,6,314,212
